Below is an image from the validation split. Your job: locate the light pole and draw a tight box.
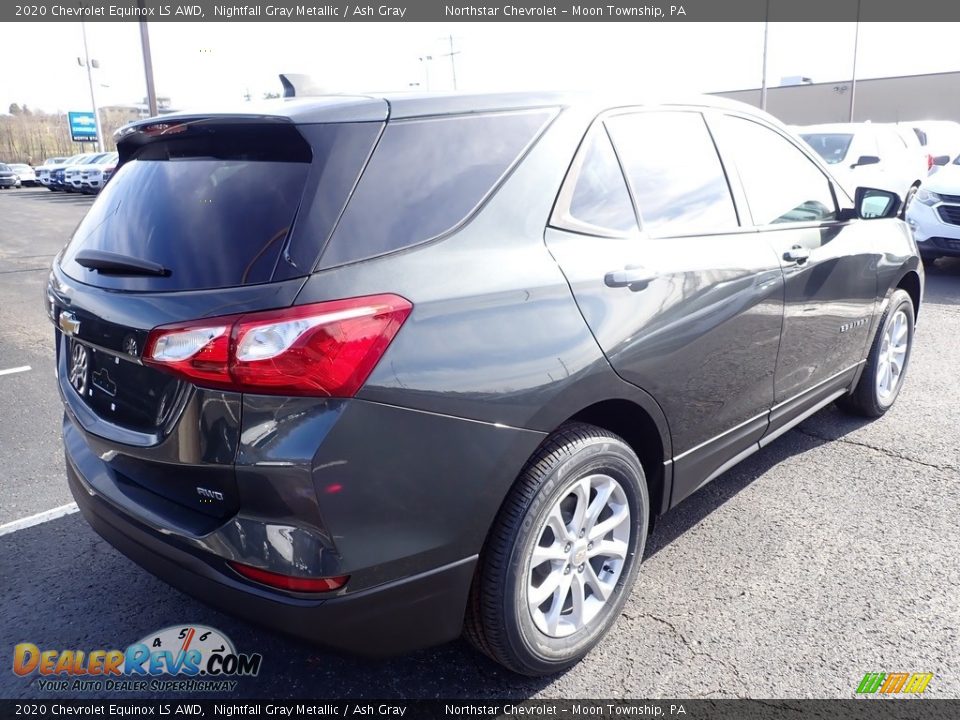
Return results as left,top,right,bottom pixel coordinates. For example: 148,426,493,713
760,0,770,111
138,11,158,116
79,22,105,152
848,0,861,122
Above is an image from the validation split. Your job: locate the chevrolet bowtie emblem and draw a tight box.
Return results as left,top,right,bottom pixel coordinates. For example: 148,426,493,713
58,311,81,337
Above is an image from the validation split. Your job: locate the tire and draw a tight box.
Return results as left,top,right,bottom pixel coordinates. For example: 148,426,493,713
837,288,915,418
465,422,649,676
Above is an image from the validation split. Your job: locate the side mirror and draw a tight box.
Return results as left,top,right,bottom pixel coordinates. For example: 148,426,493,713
853,187,901,220
851,155,881,169
932,155,950,167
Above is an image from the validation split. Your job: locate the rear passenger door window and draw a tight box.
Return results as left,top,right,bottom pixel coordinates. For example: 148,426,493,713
715,116,837,226
604,111,739,237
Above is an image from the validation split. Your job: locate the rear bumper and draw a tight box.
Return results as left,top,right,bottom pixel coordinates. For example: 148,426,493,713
61,384,545,655
67,442,478,656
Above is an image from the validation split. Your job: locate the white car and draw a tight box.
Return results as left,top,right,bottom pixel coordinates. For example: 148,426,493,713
796,122,927,210
64,152,112,192
36,157,68,188
906,153,960,262
78,152,118,194
899,120,960,172
9,163,37,186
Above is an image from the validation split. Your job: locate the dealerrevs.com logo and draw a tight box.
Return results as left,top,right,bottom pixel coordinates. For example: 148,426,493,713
12,625,263,692
856,672,933,695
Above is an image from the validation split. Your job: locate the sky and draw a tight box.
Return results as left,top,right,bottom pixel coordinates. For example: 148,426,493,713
2,21,959,115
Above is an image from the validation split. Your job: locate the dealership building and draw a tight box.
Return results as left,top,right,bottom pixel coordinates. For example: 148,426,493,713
714,70,960,125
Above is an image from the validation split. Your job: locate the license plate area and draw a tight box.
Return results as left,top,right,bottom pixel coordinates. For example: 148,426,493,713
66,337,183,434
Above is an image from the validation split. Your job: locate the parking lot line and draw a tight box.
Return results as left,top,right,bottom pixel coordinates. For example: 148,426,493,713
0,502,78,536
0,365,31,377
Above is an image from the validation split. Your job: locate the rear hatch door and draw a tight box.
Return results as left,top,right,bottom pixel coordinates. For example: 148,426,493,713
53,111,384,516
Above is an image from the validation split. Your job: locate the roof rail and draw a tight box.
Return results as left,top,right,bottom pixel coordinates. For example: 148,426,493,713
279,73,325,98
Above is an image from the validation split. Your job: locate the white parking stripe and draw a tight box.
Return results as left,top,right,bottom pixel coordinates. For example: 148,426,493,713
0,365,31,377
0,503,79,536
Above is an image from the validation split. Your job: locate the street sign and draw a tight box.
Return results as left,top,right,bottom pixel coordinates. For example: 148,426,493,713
68,111,98,143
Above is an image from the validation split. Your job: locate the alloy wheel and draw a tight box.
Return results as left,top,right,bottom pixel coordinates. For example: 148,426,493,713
527,473,631,638
876,309,909,402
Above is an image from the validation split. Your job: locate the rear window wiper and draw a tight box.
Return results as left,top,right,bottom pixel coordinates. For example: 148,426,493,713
74,250,171,277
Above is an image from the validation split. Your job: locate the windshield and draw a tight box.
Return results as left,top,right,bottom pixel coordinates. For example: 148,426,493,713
799,133,854,165
0,164,10,172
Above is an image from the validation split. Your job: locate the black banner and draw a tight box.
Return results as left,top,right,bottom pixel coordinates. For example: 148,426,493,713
3,0,960,23
1,700,958,720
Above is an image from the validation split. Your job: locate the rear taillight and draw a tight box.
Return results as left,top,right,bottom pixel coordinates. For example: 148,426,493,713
143,294,412,397
927,154,935,171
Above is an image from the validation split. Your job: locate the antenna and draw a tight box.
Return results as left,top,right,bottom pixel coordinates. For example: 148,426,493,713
279,73,325,98
439,35,461,90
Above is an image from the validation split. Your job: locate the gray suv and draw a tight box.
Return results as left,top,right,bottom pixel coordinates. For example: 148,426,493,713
49,90,922,676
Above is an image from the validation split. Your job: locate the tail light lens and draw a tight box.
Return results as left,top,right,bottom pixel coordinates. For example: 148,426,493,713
143,294,412,397
927,154,935,171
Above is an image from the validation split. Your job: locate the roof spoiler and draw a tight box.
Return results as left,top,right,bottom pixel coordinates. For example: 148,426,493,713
279,73,325,98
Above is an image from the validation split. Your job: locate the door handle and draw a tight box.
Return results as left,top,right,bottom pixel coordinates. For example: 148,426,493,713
783,245,810,264
604,265,658,288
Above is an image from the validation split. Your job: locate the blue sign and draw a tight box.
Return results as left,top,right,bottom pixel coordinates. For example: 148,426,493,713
68,111,98,143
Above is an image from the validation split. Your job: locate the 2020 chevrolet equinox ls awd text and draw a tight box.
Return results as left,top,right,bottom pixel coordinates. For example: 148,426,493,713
48,88,922,676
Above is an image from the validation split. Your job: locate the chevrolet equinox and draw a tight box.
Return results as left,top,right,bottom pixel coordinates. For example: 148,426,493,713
49,88,923,676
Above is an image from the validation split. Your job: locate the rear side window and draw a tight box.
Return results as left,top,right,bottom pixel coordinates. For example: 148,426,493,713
319,109,555,268
60,122,314,291
605,111,738,237
552,129,638,235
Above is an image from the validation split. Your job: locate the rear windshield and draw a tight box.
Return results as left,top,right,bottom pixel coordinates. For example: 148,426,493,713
799,133,854,165
60,123,312,291
318,109,556,268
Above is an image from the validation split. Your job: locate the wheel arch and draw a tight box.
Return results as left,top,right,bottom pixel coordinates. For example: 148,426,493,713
566,398,671,521
896,268,922,321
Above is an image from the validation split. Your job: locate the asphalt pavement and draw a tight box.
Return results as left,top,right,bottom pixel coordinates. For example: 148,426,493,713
1,186,958,700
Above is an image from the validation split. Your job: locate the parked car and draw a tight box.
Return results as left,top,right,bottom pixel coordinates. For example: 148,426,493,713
37,157,68,188
9,163,37,186
0,163,19,189
899,120,960,173
796,122,927,210
894,124,936,174
907,153,960,261
46,154,89,191
64,152,111,192
49,91,923,676
79,152,118,194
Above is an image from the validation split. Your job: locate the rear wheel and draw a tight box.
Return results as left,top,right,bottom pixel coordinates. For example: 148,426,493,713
465,423,648,676
838,288,915,417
